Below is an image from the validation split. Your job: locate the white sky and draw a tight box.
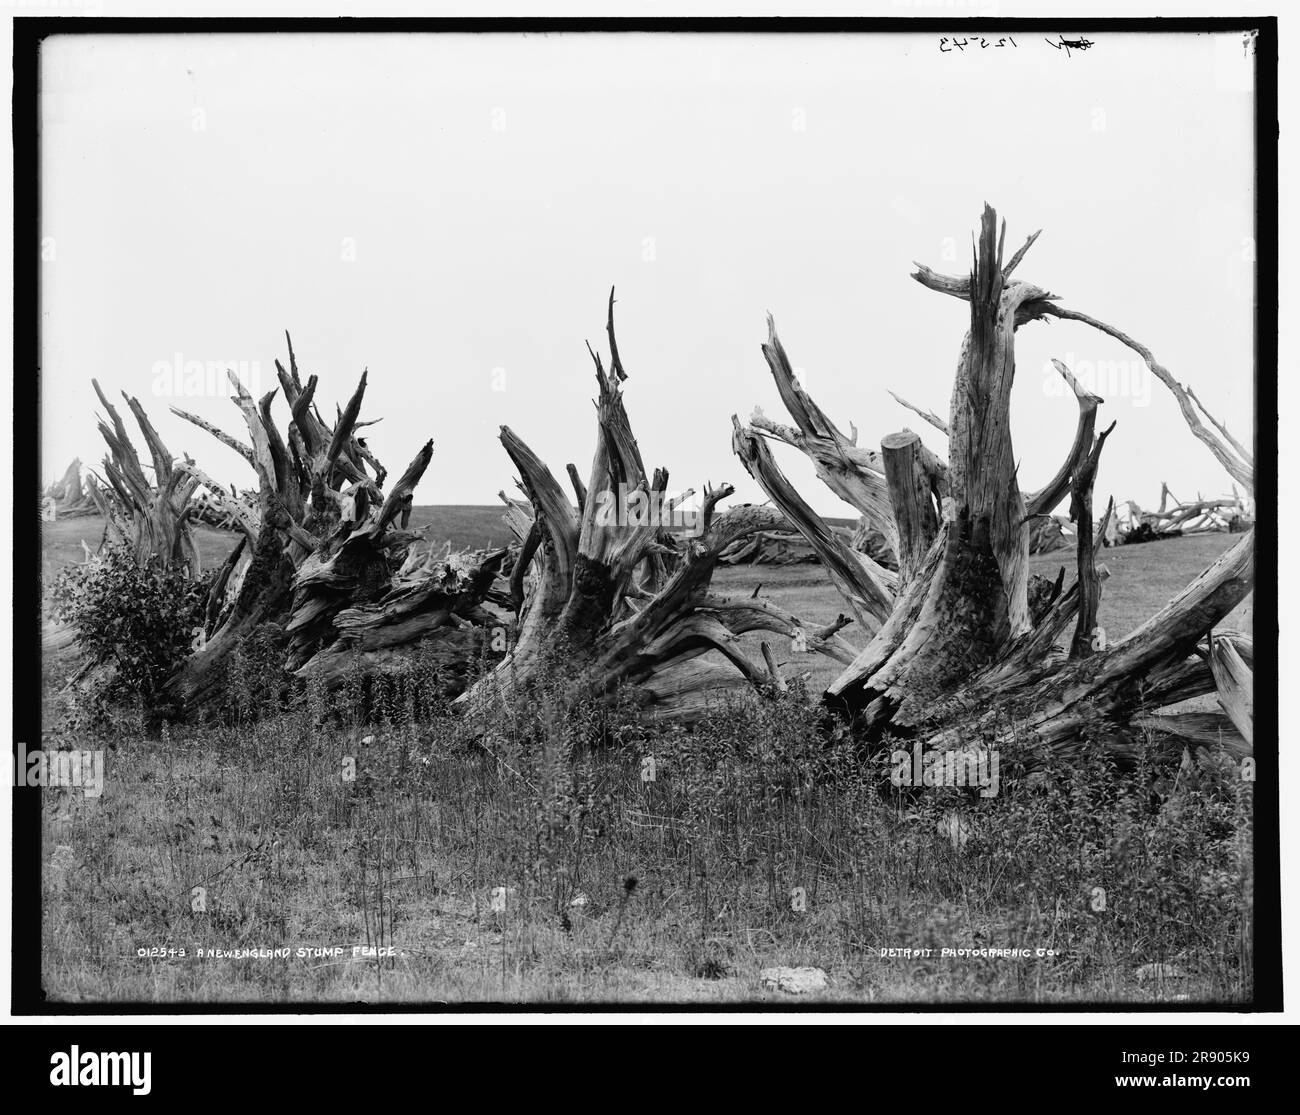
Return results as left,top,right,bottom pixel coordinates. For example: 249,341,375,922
39,30,1256,516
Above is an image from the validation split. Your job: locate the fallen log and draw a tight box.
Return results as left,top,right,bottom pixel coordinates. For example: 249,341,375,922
717,527,852,566
1117,482,1252,544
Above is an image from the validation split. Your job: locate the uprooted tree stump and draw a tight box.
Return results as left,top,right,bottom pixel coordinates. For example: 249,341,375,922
732,204,1255,767
61,205,1255,768
455,291,859,724
43,458,100,519
1119,482,1254,543
87,381,206,572
161,337,510,715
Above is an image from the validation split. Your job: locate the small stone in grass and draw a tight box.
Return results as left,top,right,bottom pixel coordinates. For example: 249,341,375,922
760,966,828,994
489,886,518,913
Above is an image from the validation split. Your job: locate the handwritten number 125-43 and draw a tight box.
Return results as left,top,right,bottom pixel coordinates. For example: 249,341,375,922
939,36,1017,53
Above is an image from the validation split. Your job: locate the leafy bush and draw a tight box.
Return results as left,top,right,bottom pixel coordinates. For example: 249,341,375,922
51,543,212,711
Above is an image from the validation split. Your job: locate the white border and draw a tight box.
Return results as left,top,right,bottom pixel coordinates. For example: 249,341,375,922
2,0,1292,1027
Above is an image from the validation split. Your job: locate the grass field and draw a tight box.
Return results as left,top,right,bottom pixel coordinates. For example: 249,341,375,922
40,505,519,587
716,532,1252,696
41,505,863,582
37,514,1254,1005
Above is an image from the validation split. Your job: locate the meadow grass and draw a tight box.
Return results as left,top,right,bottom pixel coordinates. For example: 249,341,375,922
40,506,515,585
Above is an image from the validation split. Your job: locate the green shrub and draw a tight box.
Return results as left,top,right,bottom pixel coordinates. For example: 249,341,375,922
52,543,213,712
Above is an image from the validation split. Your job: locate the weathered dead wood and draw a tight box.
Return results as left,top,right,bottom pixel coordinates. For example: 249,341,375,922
913,250,1254,495
1130,712,1250,762
1210,633,1253,745
456,293,860,724
851,515,898,567
161,337,506,715
815,208,1044,723
731,417,895,632
283,439,434,671
1068,422,1116,662
174,462,260,542
89,382,203,572
295,549,510,688
93,205,1254,772
944,207,1041,638
718,525,855,566
1027,361,1104,520
747,204,1255,770
881,430,939,593
750,316,902,563
171,407,255,467
44,459,100,518
1046,307,1254,494
165,528,298,711
919,529,1254,762
509,523,542,616
699,595,859,666
1026,515,1073,555
888,391,949,437
1124,491,1245,540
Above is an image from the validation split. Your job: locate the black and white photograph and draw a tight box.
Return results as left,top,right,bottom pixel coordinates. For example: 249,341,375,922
8,4,1288,1049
